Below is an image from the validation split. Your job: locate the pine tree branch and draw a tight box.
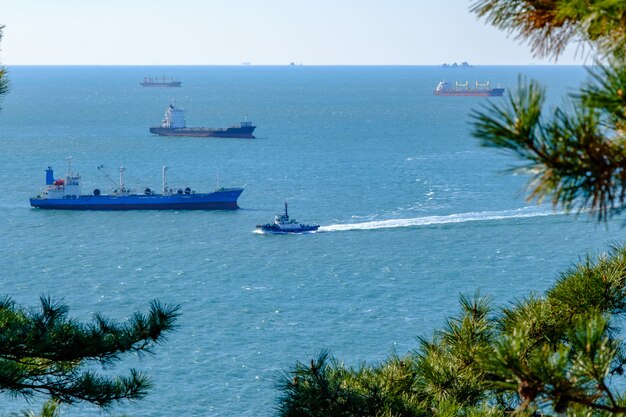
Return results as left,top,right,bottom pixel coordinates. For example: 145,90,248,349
471,63,626,221
0,25,8,111
470,0,626,59
0,297,179,407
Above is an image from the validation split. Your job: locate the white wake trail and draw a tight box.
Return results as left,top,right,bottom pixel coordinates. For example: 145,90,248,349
318,207,561,232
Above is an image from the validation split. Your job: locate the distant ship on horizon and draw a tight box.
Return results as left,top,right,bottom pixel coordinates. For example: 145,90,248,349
150,104,256,138
441,61,473,68
140,76,182,87
433,81,504,97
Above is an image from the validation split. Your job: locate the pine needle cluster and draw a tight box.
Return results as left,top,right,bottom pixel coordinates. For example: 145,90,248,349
277,246,626,416
0,297,180,408
278,1,626,415
469,1,626,221
0,25,9,110
470,0,626,59
483,245,626,415
471,59,626,221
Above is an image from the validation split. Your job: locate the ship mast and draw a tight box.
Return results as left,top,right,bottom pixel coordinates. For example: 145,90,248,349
119,166,126,192
162,166,168,194
66,156,72,178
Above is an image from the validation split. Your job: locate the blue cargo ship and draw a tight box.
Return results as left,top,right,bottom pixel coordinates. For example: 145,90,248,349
30,159,243,210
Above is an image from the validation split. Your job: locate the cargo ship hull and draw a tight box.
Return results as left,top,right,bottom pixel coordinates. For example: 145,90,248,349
140,81,182,87
434,88,504,97
30,188,243,210
150,126,256,138
140,77,181,87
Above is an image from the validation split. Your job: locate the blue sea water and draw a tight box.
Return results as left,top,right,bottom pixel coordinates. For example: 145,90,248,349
0,65,623,416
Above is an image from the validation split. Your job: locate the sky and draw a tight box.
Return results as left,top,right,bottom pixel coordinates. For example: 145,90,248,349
1,0,585,66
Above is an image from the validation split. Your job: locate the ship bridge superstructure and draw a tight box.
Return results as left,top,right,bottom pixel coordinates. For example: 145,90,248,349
40,157,81,199
161,104,186,128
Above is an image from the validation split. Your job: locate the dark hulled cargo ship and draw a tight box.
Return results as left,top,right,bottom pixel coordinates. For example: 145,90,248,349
140,76,182,87
149,105,256,138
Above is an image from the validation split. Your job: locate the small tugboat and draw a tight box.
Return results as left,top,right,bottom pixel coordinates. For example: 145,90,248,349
30,158,243,210
256,202,319,234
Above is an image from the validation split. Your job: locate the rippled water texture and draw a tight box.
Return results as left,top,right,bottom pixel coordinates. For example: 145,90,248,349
0,65,621,416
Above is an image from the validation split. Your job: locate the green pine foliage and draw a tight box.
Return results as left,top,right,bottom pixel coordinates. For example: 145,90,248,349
278,1,626,408
0,21,178,416
464,15,626,411
0,25,9,109
11,400,61,417
278,294,503,416
412,294,493,408
471,60,626,221
465,246,626,415
469,0,626,220
278,246,626,416
469,0,626,59
0,296,180,408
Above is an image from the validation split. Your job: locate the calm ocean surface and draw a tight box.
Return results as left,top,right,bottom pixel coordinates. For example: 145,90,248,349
0,65,622,416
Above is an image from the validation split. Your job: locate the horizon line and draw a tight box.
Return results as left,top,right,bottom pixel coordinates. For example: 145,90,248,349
4,63,586,67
